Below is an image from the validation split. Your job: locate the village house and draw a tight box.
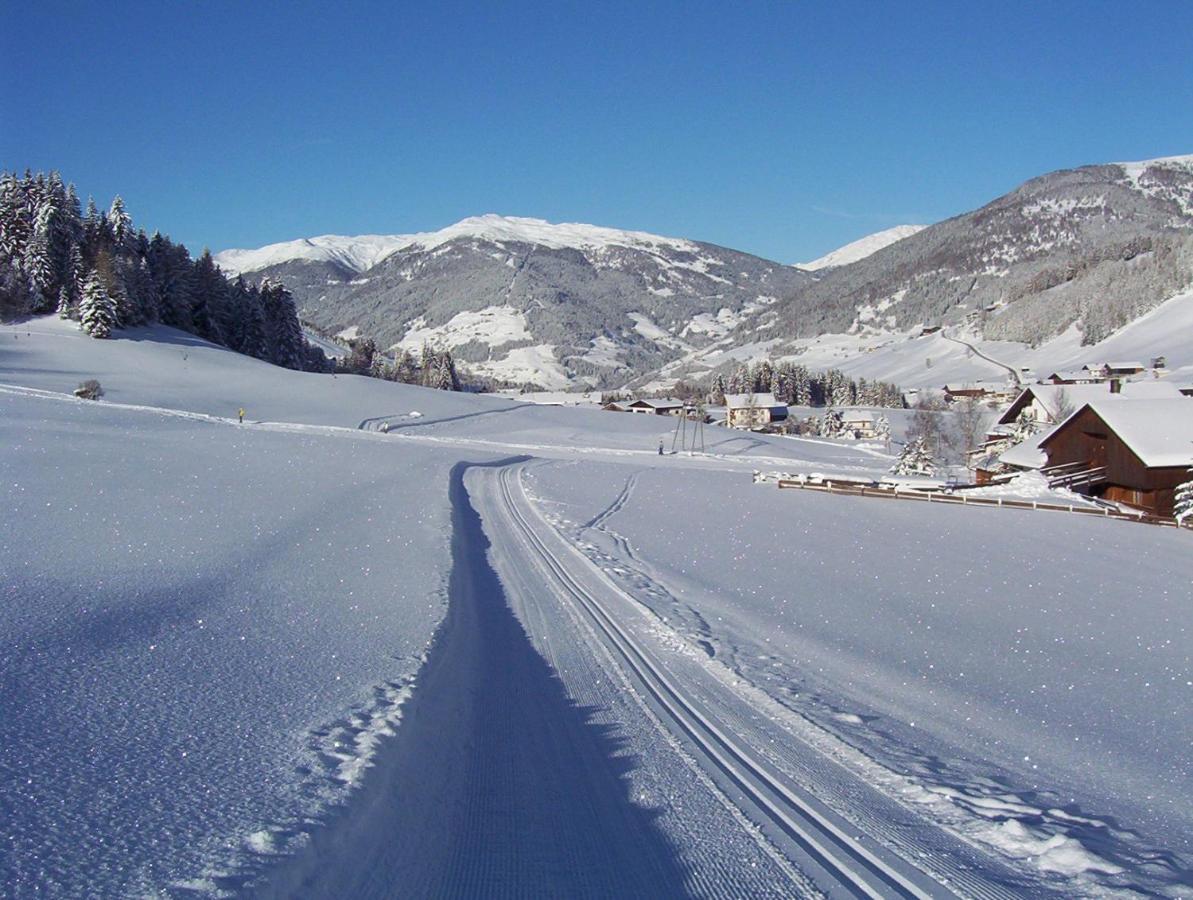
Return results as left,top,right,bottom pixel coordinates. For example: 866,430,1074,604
972,381,1187,481
1044,369,1106,385
1103,361,1147,377
724,392,788,430
996,381,1184,431
1037,399,1193,517
943,383,990,401
626,398,685,416
942,382,1015,404
840,410,879,439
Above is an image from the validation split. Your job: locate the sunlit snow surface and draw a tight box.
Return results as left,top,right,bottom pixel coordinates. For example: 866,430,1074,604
524,461,1193,894
2,316,1191,896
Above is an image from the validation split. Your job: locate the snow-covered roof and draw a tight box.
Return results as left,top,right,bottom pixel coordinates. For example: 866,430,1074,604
841,410,878,423
999,432,1049,470
724,392,784,409
943,383,993,393
999,382,1184,425
1044,399,1193,468
1106,361,1146,370
629,397,683,409
1047,370,1100,382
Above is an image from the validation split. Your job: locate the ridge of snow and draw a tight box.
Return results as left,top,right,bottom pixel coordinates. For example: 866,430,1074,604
214,234,412,276
215,215,700,276
796,225,926,271
1115,153,1193,181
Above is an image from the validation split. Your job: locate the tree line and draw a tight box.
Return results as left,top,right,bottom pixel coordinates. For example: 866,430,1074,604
0,169,331,372
708,360,904,408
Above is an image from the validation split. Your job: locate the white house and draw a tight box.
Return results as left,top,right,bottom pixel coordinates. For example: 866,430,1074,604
626,398,684,415
724,393,788,429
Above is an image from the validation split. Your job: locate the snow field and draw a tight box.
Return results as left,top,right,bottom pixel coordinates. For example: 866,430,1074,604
522,462,1193,896
0,391,458,895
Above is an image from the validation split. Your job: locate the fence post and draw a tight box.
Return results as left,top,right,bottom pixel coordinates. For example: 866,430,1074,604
998,497,1003,507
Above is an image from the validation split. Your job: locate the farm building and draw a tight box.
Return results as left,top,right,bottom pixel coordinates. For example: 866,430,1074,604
996,381,1184,430
1037,399,1193,517
724,393,788,429
840,410,879,439
942,382,1013,403
626,398,684,415
1044,369,1106,385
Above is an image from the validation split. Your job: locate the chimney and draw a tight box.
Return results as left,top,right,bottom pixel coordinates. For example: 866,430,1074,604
1109,377,1122,394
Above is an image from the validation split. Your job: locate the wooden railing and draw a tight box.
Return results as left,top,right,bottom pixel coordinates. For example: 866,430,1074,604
773,479,1182,528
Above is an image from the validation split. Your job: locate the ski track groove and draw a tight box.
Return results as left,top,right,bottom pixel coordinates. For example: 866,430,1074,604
494,463,968,900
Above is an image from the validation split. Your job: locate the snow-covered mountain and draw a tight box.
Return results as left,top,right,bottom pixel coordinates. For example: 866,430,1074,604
217,215,811,390
652,154,1193,390
219,155,1193,392
795,224,926,271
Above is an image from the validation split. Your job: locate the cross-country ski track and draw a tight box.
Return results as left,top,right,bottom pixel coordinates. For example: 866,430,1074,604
247,448,1052,898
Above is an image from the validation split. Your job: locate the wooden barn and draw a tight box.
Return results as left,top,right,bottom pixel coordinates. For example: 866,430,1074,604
1038,400,1193,517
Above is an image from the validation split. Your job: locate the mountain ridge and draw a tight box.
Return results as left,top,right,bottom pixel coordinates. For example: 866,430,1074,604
217,154,1193,391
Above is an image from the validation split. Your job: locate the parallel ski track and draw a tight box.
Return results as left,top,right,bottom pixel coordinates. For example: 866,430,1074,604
498,463,957,900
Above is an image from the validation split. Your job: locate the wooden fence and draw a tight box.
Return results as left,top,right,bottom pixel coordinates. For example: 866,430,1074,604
774,479,1183,528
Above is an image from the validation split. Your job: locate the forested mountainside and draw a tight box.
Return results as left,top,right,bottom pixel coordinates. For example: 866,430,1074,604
751,155,1193,348
218,215,811,390
0,170,328,372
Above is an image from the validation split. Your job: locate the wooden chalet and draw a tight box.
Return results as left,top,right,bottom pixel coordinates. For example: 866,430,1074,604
1037,399,1193,517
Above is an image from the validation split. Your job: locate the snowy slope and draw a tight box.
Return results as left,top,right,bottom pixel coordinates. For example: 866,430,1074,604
795,224,926,270
0,390,457,895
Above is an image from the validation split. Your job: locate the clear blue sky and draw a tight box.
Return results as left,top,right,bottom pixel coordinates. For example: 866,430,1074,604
4,0,1192,262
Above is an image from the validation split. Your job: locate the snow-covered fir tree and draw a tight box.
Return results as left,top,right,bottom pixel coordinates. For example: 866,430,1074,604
1175,469,1193,526
79,268,117,338
890,435,936,476
820,408,844,437
875,414,891,446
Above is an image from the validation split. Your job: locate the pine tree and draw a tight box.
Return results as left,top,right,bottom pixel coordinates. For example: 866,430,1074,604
108,196,133,250
710,373,727,406
889,435,936,476
1174,469,1193,526
56,285,73,319
79,268,117,338
875,415,892,448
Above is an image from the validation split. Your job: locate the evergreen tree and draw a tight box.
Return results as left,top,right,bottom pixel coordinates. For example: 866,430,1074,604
260,279,305,369
875,415,892,448
889,435,936,476
709,373,727,406
108,196,133,250
1174,469,1193,526
56,284,74,319
79,267,117,338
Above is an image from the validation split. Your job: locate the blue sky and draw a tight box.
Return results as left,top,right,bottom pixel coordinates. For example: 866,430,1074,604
4,0,1192,262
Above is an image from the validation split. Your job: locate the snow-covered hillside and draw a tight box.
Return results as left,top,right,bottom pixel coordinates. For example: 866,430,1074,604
795,224,926,270
646,285,1193,392
219,215,809,391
